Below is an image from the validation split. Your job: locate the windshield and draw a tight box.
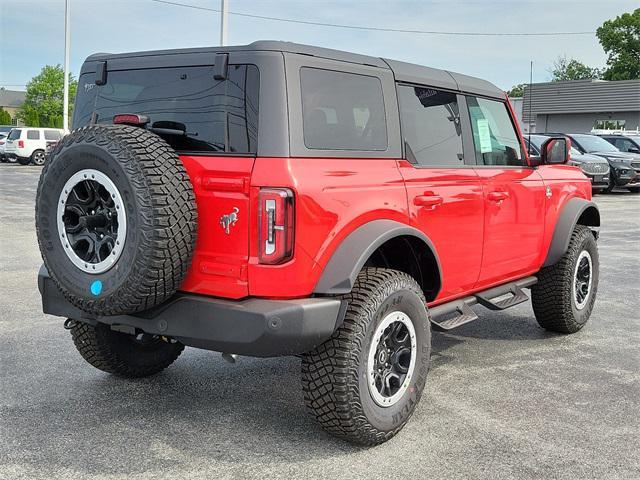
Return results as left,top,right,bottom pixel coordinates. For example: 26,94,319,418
528,135,581,157
574,135,620,153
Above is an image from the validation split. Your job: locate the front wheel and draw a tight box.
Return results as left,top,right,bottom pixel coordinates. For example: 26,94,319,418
532,225,598,333
70,321,184,377
301,268,431,445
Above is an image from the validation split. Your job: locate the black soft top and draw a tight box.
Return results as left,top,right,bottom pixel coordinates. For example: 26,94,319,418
82,40,505,99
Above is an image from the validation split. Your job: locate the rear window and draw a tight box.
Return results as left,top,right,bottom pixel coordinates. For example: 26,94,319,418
44,130,62,140
8,129,21,140
74,65,259,154
300,67,387,151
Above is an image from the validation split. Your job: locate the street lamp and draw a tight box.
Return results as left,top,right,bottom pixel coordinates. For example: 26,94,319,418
63,0,70,132
220,0,228,46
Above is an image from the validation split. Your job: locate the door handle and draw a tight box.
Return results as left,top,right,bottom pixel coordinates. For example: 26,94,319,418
414,195,443,208
487,191,509,202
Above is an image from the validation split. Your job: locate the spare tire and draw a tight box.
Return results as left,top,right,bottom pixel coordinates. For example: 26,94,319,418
35,125,197,316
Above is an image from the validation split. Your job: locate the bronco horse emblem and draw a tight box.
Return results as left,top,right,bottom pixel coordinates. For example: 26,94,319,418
220,207,240,234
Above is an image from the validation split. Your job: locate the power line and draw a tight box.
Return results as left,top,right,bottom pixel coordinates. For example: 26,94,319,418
148,0,595,36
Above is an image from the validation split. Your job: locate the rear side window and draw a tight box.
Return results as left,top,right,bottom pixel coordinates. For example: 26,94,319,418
8,129,21,140
397,85,463,166
76,65,259,154
613,138,635,152
467,97,524,166
27,130,40,140
44,130,62,140
300,68,387,151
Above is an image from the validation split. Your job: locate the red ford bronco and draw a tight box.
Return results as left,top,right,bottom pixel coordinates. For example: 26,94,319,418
36,41,600,445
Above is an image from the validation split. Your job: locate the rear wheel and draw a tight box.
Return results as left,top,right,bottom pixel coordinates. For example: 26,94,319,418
31,149,46,166
301,268,431,445
70,321,184,377
532,225,598,333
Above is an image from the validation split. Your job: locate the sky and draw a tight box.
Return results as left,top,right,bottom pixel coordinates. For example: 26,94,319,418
0,0,637,92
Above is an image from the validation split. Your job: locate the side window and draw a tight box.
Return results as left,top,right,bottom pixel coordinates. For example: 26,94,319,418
44,130,62,140
300,67,387,151
615,138,633,152
397,85,463,167
467,97,524,166
27,130,40,140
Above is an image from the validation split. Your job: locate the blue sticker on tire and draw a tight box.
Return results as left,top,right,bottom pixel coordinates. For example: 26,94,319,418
90,280,102,296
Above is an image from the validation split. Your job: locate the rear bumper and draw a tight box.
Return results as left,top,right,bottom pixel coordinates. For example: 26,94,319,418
38,266,346,357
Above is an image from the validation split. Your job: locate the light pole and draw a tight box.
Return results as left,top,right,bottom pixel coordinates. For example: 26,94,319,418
63,0,71,132
220,0,228,46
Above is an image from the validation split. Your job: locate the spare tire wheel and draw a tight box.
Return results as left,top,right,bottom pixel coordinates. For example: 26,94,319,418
35,125,197,316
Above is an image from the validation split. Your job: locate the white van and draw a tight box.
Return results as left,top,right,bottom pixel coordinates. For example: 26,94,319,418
5,128,65,165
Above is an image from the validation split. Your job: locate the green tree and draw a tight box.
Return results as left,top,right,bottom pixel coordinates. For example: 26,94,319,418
549,56,601,81
18,65,77,128
507,83,527,97
0,107,11,125
596,8,640,80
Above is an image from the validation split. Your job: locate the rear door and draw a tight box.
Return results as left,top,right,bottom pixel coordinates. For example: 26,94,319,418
76,62,260,298
466,96,546,287
397,84,484,300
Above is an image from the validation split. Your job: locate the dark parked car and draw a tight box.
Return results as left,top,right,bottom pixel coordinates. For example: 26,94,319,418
525,135,610,192
547,133,640,193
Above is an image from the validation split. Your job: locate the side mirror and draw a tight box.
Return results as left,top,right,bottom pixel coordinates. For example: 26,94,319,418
628,146,640,154
541,137,570,165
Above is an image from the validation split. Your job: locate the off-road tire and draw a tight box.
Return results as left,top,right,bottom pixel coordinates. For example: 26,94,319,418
301,268,431,446
35,125,197,316
70,321,184,378
532,225,598,333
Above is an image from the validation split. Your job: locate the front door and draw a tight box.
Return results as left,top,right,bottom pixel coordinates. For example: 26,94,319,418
465,96,546,288
396,85,484,302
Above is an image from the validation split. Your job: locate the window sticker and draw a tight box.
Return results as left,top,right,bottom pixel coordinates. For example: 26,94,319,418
476,118,492,153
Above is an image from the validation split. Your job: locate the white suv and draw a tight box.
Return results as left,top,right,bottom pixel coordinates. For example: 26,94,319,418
5,128,65,165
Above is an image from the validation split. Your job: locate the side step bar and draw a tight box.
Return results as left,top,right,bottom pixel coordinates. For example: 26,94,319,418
429,276,537,331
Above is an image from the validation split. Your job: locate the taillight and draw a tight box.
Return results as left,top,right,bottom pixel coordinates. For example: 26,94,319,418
258,188,294,264
113,114,149,126
0,140,4,145
18,140,24,148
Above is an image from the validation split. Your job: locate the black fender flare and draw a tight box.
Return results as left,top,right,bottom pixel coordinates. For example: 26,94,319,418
313,219,442,295
543,198,600,267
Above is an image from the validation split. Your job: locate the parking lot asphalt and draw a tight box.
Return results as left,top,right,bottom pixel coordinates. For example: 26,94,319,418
0,164,639,480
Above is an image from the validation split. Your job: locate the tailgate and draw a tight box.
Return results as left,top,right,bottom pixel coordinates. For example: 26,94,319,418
179,155,255,298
